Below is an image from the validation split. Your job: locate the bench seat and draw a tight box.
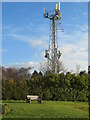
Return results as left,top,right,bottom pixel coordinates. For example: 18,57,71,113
26,95,42,103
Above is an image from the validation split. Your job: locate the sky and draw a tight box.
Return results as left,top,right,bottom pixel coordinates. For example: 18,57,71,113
1,0,90,2
2,2,88,72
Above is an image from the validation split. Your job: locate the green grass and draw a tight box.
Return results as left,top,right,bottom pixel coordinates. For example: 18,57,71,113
2,100,89,118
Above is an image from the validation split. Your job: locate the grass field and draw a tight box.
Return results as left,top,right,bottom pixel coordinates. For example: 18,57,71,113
2,100,89,119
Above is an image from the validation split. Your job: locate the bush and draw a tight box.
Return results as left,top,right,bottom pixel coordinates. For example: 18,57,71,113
2,104,11,115
2,68,89,102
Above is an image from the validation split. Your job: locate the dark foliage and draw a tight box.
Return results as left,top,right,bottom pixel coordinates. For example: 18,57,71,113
1,67,89,101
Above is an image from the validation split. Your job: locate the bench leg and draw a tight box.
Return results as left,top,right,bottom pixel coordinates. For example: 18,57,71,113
40,99,42,104
38,99,42,104
30,99,31,104
26,99,30,103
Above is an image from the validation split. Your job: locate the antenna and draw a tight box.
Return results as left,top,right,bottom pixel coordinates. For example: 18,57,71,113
56,3,58,10
44,7,46,17
43,2,62,74
59,2,60,10
60,12,61,20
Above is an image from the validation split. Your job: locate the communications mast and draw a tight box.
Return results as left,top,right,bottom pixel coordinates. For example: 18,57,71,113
44,2,63,74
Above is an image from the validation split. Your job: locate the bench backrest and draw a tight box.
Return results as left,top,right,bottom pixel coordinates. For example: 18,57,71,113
27,95,39,100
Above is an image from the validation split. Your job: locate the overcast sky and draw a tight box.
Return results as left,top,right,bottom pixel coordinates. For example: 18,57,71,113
2,2,88,72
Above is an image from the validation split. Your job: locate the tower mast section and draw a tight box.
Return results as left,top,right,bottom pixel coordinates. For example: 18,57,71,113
44,2,62,74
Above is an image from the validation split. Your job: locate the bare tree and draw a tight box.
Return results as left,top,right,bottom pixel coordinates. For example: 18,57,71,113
57,60,67,74
76,64,80,74
39,60,49,74
39,60,67,74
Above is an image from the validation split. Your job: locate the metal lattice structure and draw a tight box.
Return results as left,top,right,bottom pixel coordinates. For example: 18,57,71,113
44,2,63,74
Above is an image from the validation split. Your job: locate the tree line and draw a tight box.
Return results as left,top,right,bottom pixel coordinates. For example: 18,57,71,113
1,66,89,101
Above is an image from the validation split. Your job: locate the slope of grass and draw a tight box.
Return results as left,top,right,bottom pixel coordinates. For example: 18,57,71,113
2,100,89,118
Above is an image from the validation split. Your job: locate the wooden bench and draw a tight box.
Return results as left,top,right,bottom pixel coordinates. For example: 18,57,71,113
26,95,42,103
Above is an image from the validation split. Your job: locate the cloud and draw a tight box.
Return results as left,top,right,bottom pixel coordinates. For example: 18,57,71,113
3,22,88,72
3,24,49,50
5,61,40,73
76,24,88,32
83,12,88,16
6,33,48,49
58,28,88,72
4,25,88,73
0,48,7,53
